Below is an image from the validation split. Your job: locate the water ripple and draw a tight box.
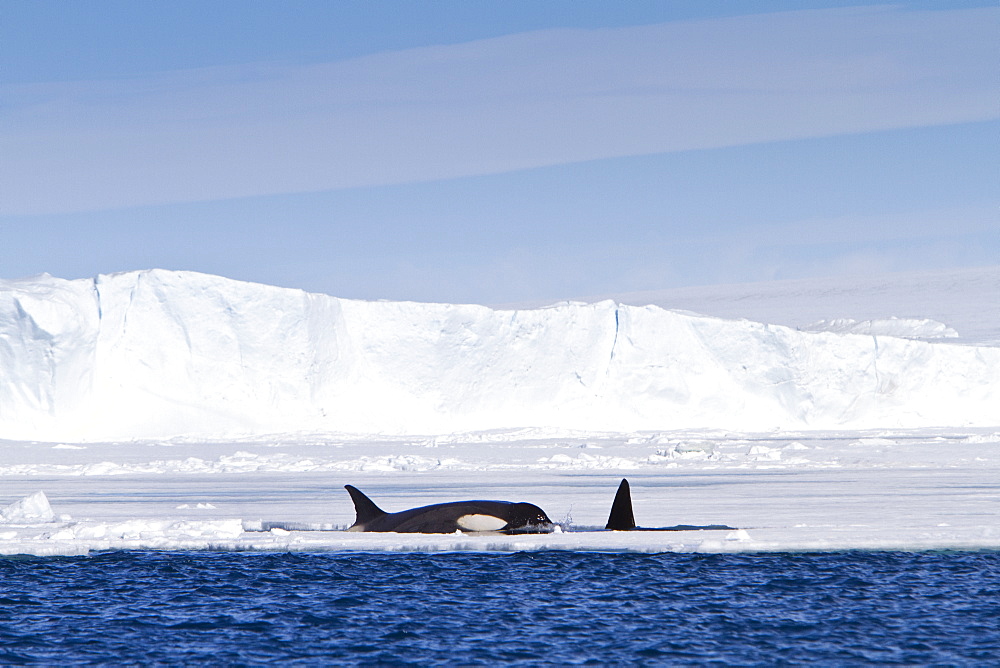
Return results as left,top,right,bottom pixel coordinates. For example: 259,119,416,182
0,551,997,664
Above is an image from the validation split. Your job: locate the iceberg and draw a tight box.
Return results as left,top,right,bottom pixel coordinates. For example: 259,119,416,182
2,269,998,441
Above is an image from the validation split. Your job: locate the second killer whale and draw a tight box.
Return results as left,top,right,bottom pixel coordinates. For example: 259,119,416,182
604,478,736,532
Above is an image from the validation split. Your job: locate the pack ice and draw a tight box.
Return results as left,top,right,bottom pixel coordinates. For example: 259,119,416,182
1,269,998,442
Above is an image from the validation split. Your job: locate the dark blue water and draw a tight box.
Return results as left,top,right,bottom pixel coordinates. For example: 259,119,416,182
1,551,997,665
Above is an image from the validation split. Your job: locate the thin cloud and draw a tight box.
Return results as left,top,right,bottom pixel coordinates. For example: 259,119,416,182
2,5,996,215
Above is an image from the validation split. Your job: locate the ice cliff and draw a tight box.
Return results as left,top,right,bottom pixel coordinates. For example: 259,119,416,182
1,270,997,441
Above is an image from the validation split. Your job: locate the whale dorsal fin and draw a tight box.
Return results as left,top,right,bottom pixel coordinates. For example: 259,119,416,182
605,478,636,530
345,485,387,525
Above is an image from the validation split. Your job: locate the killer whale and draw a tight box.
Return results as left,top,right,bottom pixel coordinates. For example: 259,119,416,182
605,479,736,531
249,480,734,534
344,485,554,534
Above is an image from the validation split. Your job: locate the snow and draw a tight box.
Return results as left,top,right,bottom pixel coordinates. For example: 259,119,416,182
1,267,998,556
2,268,998,442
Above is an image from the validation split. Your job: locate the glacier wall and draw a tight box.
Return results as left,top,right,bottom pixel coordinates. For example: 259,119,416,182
1,270,998,441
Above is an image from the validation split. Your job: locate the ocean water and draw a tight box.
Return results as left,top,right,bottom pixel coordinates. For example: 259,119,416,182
1,551,997,665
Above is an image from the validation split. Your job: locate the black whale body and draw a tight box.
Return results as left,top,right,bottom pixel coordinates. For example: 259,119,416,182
344,485,554,534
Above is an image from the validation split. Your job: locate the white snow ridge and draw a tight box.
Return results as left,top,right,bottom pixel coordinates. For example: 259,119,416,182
1,269,998,442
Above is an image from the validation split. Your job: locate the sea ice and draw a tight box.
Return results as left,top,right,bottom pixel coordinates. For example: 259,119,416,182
0,491,55,524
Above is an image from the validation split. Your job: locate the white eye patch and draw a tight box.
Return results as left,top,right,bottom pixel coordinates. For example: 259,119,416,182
456,514,507,531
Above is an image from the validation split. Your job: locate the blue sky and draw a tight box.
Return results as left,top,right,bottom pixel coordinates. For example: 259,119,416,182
2,1,997,304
